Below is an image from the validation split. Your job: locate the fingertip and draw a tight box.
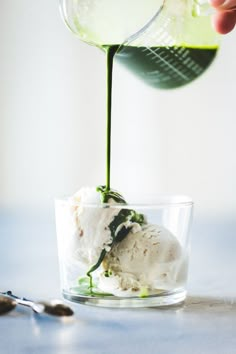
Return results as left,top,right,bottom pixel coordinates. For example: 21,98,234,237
212,10,236,33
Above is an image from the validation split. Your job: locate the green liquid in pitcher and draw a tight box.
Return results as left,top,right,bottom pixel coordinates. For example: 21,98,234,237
114,45,218,89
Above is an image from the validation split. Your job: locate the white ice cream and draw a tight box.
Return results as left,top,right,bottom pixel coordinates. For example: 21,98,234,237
98,224,187,296
63,187,122,267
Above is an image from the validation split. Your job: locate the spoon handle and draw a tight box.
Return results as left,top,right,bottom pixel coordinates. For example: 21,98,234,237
0,291,44,313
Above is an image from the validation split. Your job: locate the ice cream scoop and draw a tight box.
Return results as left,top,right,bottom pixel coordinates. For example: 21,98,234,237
57,187,120,267
59,187,144,269
98,224,187,296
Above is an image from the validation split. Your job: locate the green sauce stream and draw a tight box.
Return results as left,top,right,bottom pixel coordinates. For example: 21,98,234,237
101,44,218,192
87,44,218,295
104,45,120,192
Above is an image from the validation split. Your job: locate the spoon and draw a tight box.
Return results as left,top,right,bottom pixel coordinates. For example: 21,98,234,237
0,291,74,317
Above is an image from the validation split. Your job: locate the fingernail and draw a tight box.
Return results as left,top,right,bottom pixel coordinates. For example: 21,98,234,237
209,0,226,6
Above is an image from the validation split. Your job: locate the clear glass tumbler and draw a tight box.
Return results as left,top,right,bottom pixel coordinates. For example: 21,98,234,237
55,195,193,307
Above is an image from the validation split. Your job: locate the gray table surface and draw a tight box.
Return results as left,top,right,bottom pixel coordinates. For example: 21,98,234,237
0,210,236,354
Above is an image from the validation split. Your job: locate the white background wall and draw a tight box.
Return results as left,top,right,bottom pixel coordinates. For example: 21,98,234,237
0,0,236,219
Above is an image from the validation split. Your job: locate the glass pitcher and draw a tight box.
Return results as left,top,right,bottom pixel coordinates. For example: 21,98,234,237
60,0,220,88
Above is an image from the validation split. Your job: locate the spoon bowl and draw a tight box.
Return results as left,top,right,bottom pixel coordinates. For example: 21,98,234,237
0,296,16,315
39,300,74,317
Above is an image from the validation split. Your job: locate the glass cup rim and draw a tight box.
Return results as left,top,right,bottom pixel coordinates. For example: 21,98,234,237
55,194,194,209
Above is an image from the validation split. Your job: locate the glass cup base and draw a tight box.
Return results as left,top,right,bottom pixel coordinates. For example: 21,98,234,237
62,289,187,308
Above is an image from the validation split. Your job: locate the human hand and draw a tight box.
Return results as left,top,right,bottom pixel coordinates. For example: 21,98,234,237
210,0,236,34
